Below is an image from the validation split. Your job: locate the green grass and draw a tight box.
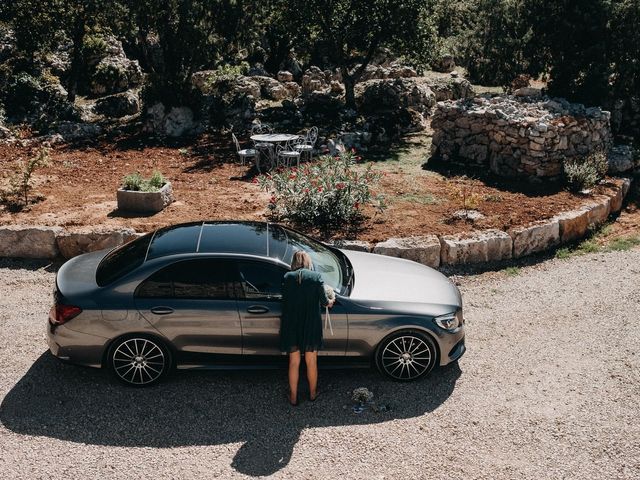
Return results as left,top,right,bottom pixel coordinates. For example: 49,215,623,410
555,247,571,260
607,235,640,251
576,239,601,254
503,266,521,276
395,193,439,205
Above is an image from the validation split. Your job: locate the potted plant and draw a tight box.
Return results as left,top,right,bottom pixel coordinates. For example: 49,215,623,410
116,170,174,213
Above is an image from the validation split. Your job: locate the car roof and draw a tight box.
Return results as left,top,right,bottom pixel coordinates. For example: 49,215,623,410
145,221,290,263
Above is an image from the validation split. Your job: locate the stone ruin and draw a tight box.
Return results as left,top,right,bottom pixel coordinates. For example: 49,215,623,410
431,96,612,178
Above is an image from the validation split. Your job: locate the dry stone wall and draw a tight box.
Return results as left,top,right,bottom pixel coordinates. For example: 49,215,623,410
431,96,612,178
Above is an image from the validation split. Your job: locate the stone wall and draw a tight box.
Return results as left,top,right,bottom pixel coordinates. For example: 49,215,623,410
431,96,612,178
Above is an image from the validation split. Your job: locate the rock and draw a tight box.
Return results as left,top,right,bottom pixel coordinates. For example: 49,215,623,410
451,209,486,221
357,78,436,114
117,182,174,213
608,144,636,173
94,91,140,118
283,81,301,98
90,56,143,96
373,236,441,268
510,220,560,258
56,228,137,259
145,103,196,137
440,229,512,265
584,197,611,226
434,54,456,73
332,240,372,252
514,87,543,97
277,71,294,82
247,63,269,77
554,209,590,243
621,177,632,198
0,125,11,139
54,121,103,141
252,76,289,100
0,225,63,259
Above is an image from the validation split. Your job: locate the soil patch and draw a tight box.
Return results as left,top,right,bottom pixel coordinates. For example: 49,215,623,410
0,131,625,243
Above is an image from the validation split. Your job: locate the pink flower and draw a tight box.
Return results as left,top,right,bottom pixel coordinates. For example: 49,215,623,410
318,186,323,192
269,196,276,204
252,177,258,184
354,202,360,209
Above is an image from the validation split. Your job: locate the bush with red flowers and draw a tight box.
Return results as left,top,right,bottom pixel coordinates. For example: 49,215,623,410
257,151,385,235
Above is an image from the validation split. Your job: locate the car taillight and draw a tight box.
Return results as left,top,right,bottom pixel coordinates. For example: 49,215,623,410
49,304,82,325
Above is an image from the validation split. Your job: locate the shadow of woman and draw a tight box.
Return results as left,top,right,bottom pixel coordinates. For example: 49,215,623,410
0,352,462,476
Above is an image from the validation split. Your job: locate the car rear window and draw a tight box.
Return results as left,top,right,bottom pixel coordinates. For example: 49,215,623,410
96,234,152,286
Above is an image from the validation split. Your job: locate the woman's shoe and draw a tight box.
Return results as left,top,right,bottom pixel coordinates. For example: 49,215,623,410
309,392,319,402
288,394,299,406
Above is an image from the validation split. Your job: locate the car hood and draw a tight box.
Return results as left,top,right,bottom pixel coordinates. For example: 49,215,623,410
341,249,461,309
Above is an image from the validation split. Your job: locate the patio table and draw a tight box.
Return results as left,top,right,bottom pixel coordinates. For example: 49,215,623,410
250,133,301,169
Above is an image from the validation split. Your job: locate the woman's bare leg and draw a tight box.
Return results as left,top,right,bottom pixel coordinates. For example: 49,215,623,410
288,351,301,404
304,351,318,399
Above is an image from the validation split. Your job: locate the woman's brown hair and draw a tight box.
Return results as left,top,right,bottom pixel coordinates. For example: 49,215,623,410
290,251,313,271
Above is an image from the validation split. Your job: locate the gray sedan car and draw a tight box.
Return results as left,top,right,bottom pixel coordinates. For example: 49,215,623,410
48,221,465,386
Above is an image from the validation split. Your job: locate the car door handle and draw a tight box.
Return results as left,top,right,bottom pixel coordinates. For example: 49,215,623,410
150,306,174,315
246,305,269,314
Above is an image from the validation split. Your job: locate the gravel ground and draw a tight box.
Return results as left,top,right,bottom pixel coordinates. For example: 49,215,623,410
0,250,638,480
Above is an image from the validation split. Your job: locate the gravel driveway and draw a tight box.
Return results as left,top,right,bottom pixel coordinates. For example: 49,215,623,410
0,250,638,479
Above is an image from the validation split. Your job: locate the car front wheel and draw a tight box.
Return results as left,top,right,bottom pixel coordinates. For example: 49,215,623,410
108,335,172,387
376,330,437,381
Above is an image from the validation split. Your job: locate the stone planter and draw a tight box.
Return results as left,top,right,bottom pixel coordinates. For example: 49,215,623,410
116,182,173,213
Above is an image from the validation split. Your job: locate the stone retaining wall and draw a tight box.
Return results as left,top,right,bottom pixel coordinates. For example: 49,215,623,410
431,95,612,178
0,179,632,268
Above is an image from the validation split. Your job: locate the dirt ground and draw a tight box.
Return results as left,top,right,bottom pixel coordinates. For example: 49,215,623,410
0,131,628,243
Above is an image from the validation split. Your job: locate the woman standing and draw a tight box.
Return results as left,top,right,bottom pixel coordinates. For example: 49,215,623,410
280,251,334,406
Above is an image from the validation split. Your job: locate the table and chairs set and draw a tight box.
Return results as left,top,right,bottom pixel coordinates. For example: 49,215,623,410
232,123,318,173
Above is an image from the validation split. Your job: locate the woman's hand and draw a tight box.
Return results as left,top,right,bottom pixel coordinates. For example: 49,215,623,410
327,300,335,308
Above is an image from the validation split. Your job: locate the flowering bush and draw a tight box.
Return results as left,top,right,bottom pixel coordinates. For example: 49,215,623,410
257,151,385,235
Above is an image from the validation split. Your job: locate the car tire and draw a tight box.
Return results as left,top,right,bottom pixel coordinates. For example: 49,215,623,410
107,334,173,387
375,330,437,382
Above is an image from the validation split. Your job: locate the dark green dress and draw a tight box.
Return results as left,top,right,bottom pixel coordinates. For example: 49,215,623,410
280,268,330,353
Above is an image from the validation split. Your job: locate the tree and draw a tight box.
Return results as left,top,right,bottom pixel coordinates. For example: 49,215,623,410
288,0,435,108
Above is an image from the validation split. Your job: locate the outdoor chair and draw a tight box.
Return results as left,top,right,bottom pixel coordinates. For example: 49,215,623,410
232,132,260,171
294,126,318,162
276,138,303,168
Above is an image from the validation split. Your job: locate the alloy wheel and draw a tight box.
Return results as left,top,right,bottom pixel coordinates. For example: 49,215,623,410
379,334,435,381
111,337,167,386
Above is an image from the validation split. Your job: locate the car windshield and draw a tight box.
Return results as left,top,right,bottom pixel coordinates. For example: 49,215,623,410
281,228,346,291
96,233,152,286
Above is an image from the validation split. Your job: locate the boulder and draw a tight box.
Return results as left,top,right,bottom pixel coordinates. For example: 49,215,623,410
145,103,197,137
283,82,301,98
373,236,441,268
331,240,372,252
510,220,560,258
608,144,636,173
277,71,294,82
0,225,63,259
252,76,288,100
609,182,625,213
94,91,140,118
440,229,512,265
357,78,436,114
54,121,103,141
514,87,543,97
56,228,137,259
554,209,590,243
434,54,456,73
90,56,143,96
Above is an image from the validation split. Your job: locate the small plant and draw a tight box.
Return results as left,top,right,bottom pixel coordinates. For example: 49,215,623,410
122,172,144,191
1,148,49,210
563,151,608,192
257,151,385,236
607,235,640,252
504,266,521,276
484,193,504,203
555,247,571,260
178,148,189,156
121,171,166,192
450,177,482,212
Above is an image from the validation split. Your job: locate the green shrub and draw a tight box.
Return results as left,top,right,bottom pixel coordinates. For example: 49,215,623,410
122,171,166,192
122,172,143,191
257,151,386,236
563,151,608,192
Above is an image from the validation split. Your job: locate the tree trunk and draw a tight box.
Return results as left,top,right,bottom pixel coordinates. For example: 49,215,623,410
67,15,85,103
343,74,356,109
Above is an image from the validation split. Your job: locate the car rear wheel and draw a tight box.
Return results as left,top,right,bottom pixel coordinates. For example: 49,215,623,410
108,335,172,387
376,331,437,381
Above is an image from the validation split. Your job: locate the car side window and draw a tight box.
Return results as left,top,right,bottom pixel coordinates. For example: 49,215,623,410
136,259,238,300
237,261,286,300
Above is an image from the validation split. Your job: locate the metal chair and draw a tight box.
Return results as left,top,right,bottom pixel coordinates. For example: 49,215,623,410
294,126,318,162
232,133,260,171
250,123,275,164
276,138,303,168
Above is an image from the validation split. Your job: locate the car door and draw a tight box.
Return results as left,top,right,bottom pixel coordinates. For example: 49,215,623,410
235,260,348,357
135,259,243,362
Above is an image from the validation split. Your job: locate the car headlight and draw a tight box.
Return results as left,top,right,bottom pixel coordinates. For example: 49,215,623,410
434,309,463,331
